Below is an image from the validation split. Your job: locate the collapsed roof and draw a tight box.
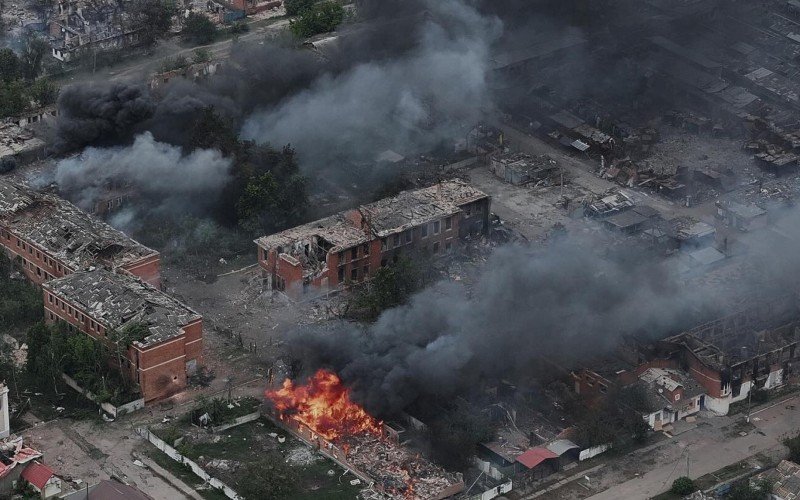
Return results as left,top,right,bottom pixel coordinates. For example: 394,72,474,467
45,269,200,348
0,180,158,272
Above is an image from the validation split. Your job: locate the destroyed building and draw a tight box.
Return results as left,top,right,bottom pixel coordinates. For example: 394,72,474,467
49,0,145,62
43,269,203,402
0,180,160,287
575,296,800,417
488,152,559,186
255,181,490,297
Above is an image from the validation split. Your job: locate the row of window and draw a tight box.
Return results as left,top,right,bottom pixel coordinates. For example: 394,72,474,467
338,264,370,283
338,243,371,265
47,293,105,335
2,230,67,275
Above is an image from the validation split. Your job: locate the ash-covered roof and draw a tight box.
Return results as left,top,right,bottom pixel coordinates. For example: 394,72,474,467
0,180,157,272
638,367,704,410
360,180,488,238
255,212,370,252
256,180,489,250
45,269,200,348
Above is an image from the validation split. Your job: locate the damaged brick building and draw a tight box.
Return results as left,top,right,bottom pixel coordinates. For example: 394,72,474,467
0,180,160,287
42,269,203,402
255,181,490,297
574,295,800,419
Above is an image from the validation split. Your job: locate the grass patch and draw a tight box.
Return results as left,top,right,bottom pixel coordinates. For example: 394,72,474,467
150,417,362,500
142,447,229,500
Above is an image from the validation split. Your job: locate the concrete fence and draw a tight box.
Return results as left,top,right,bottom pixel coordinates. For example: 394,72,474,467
211,411,261,433
137,427,242,500
61,373,145,418
579,443,612,461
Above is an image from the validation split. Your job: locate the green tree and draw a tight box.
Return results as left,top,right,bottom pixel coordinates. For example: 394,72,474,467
183,13,217,45
0,48,20,83
786,433,800,463
192,48,211,64
28,78,59,106
127,0,175,45
727,478,773,500
20,36,49,80
25,323,68,394
289,0,344,38
670,476,696,496
236,172,279,231
285,0,316,15
0,80,29,119
347,257,424,320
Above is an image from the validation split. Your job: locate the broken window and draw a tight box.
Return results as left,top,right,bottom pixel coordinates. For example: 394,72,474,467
433,221,440,234
405,230,412,244
393,234,400,247
338,267,345,282
421,224,428,238
433,242,440,254
445,216,452,230
351,248,358,260
446,241,452,253
362,244,369,256
351,268,359,281
465,203,472,216
363,265,369,277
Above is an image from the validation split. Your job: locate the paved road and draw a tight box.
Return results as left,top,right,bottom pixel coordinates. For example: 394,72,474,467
55,18,290,86
585,396,799,500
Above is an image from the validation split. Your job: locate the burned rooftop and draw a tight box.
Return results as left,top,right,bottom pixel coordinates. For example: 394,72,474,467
0,180,157,273
44,269,200,348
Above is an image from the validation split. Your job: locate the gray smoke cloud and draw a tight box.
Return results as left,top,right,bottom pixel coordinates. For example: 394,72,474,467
287,208,800,416
240,0,502,169
54,132,232,219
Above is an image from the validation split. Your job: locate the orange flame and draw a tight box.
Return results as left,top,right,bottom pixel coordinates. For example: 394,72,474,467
266,369,383,442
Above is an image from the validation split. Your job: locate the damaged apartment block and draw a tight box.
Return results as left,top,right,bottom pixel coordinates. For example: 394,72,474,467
42,269,203,403
0,180,160,287
255,181,490,297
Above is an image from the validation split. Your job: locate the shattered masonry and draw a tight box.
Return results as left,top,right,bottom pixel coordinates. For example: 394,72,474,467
0,179,160,287
255,180,490,297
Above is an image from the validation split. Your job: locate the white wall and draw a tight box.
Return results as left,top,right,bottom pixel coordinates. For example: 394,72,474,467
0,384,9,439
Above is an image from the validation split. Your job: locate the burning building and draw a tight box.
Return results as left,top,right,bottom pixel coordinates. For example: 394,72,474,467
255,181,489,297
266,370,464,499
42,269,203,402
0,180,160,287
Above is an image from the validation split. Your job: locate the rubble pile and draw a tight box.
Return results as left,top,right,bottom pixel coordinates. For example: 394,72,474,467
343,435,464,500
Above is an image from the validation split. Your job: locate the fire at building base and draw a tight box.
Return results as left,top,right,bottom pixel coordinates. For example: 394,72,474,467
266,370,464,500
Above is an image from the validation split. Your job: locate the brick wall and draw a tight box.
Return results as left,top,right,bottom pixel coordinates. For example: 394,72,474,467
122,254,161,288
1,226,72,285
42,286,203,403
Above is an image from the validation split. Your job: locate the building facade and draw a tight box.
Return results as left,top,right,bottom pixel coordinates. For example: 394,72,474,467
42,270,202,402
256,181,490,297
0,181,160,287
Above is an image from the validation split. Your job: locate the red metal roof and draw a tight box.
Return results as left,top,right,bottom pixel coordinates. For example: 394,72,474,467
21,461,54,489
515,447,558,469
0,441,42,479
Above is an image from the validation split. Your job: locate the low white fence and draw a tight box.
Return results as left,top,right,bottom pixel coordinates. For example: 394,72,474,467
137,427,242,500
579,443,612,461
61,373,145,418
211,411,261,433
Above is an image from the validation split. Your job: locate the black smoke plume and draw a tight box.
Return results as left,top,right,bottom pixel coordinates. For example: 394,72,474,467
286,209,800,417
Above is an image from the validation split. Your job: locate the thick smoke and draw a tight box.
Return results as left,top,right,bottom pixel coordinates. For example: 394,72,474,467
54,132,232,220
288,208,800,417
55,83,155,151
241,0,501,168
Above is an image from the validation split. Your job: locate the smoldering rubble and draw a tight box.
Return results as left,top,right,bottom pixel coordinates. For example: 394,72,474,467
287,207,800,417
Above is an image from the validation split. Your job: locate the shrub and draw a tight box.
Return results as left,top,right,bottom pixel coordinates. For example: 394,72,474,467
670,476,696,496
